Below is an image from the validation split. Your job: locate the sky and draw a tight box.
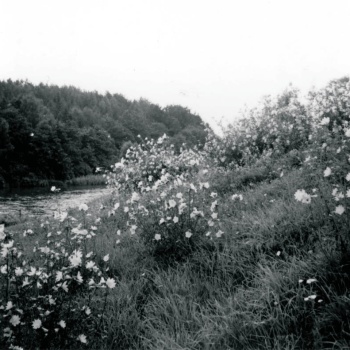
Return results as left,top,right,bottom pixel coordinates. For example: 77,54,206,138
1,0,350,129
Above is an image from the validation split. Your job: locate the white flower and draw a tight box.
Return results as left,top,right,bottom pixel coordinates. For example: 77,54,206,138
106,278,116,289
334,205,345,215
59,320,66,328
103,254,109,262
10,315,20,327
76,271,83,284
306,278,317,284
173,216,179,223
15,267,24,276
185,231,192,238
210,192,217,198
159,218,165,225
154,234,161,241
320,117,330,126
113,203,120,210
232,194,243,201
131,192,140,202
79,203,88,211
211,213,218,220
294,189,311,204
0,224,5,240
215,230,224,238
168,199,176,208
32,319,42,329
124,207,129,213
6,301,13,310
69,250,82,267
61,281,69,292
324,167,332,177
345,129,350,137
346,173,350,182
86,261,96,270
56,271,63,282
77,334,87,344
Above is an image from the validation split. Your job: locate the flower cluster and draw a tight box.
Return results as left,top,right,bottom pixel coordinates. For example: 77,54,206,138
0,207,116,349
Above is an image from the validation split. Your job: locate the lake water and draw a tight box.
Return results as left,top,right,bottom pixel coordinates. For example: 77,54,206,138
0,186,112,217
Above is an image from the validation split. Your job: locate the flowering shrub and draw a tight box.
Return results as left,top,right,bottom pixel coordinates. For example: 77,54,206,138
204,87,312,168
104,136,225,262
105,134,206,194
0,208,116,349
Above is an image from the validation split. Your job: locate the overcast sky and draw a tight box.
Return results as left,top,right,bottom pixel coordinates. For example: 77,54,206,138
1,0,350,128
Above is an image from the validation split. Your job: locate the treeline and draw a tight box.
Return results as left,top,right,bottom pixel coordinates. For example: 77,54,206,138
0,80,207,188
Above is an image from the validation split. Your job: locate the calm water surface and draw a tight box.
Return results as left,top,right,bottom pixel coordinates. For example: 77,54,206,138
0,186,111,216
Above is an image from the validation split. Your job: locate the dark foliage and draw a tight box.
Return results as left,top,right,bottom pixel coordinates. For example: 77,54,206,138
0,80,207,187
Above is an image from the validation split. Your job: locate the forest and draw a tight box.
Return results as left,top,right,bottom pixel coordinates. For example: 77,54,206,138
0,80,207,188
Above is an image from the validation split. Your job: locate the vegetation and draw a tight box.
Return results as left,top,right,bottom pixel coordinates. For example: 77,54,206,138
1,76,350,349
0,80,207,188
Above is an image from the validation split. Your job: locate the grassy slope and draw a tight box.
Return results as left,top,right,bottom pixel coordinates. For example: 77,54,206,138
81,162,350,349
5,159,350,349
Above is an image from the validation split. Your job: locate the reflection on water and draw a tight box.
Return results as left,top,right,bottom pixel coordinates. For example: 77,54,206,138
0,186,111,216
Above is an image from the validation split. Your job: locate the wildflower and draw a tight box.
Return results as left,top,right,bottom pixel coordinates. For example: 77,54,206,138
304,295,317,301
306,278,317,284
200,182,210,189
59,320,66,328
56,271,63,282
27,267,37,276
10,315,20,327
0,224,5,240
113,203,120,210
189,184,197,192
32,319,42,329
22,277,30,287
124,207,129,213
211,212,218,220
176,193,183,199
173,216,179,223
103,254,109,262
294,189,311,204
106,278,116,289
320,117,330,125
79,203,88,211
69,250,82,267
15,267,23,276
276,251,281,256
169,199,176,208
185,231,192,238
210,192,217,198
76,271,83,284
154,234,161,241
346,173,350,182
334,205,345,215
232,194,243,201
324,167,332,177
61,281,68,292
77,334,87,344
85,307,91,315
130,225,137,234
131,192,140,202
345,129,350,137
215,230,224,238
159,218,165,225
6,301,13,310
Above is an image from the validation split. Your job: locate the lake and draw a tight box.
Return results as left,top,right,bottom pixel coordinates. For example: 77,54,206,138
0,186,111,217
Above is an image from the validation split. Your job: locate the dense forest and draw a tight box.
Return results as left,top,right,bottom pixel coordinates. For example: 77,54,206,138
0,80,207,188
